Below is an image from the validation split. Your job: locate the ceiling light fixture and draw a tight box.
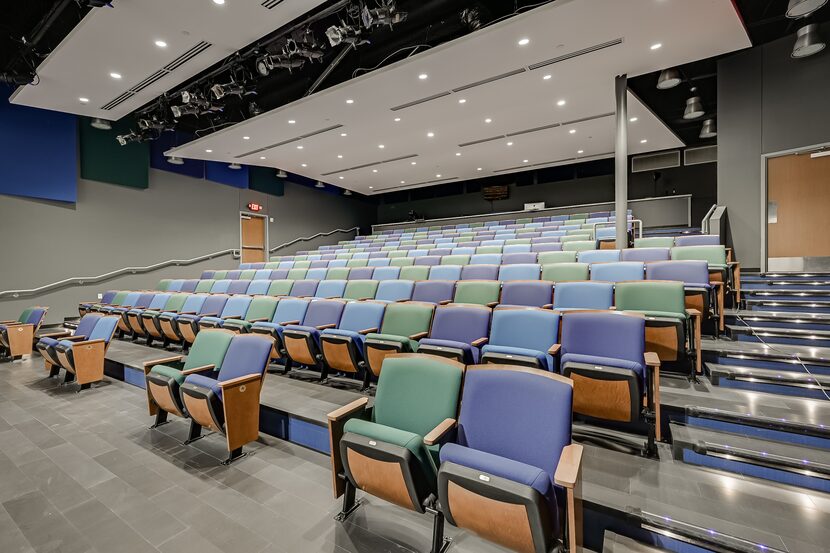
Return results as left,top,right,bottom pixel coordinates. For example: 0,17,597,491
650,43,662,50
518,38,530,46
400,181,405,184
276,169,287,178
90,118,111,130
154,40,167,48
394,117,401,122
205,149,212,153
418,73,428,80
337,154,343,159
243,136,250,140
557,100,566,106
343,189,352,196
378,144,385,149
297,145,304,149
427,132,434,137
79,97,89,103
700,118,717,139
340,132,347,137
484,118,492,123
411,161,417,165
543,74,552,80
109,72,122,79
167,156,184,165
316,181,325,188
657,67,682,89
477,167,483,171
436,174,442,178
792,23,826,58
577,150,584,154
455,152,461,156
629,117,638,122
229,163,242,170
260,156,266,160
683,96,705,119
640,139,648,144
213,0,225,4
338,176,344,180
288,119,296,124
458,98,466,104
786,0,828,18
522,159,529,163
506,141,513,146
346,99,354,104
372,169,378,173
301,163,308,167
569,129,576,134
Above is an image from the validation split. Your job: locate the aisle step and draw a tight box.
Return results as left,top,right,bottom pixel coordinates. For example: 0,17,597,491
709,362,830,400
726,323,830,347
725,310,830,331
745,298,830,313
702,338,830,375
603,532,669,553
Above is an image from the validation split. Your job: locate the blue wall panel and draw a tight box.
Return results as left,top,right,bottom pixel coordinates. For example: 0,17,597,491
0,87,77,202
206,161,249,189
150,131,204,179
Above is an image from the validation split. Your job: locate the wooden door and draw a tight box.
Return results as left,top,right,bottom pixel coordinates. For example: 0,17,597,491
240,214,267,263
768,153,830,261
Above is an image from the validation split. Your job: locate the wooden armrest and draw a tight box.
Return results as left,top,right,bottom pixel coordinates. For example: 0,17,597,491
222,315,242,320
409,331,428,340
199,312,218,317
486,302,498,308
2,322,27,327
554,443,584,488
358,327,378,335
548,344,561,356
0,319,16,324
280,320,301,326
685,308,701,318
644,351,661,367
542,303,553,309
218,373,261,389
357,296,373,301
180,364,216,376
73,339,105,347
438,300,452,305
246,318,269,323
177,311,197,315
143,355,185,374
61,334,88,342
316,323,337,330
471,337,488,347
424,418,456,446
328,397,369,421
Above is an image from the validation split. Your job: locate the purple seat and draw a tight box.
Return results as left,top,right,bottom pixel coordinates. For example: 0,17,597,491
531,242,563,253
500,281,553,308
620,248,670,263
348,267,375,280
461,265,499,280
269,268,290,279
412,280,455,304
309,260,329,269
180,280,199,293
646,260,710,287
414,256,442,267
282,299,347,373
226,270,242,280
418,304,491,363
502,253,538,265
226,280,249,295
290,279,319,297
429,248,453,257
674,235,721,247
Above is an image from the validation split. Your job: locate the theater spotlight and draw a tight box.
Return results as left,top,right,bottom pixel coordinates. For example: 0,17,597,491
792,23,826,58
167,156,184,165
276,169,288,178
248,101,262,117
137,116,167,130
361,2,407,28
171,104,200,118
210,81,251,99
181,90,211,108
325,23,364,47
786,0,828,18
115,131,140,146
90,118,112,130
315,181,325,188
228,163,242,170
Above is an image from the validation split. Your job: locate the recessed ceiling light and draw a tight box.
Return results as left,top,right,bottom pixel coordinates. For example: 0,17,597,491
458,98,466,104
400,181,405,184
427,132,434,137
523,159,529,163
337,154,343,159
484,118,492,123
213,0,225,4
394,117,401,122
436,174,442,178
577,150,584,154
411,161,417,165
301,163,307,167
297,145,304,149
243,136,250,140
340,133,347,137
477,167,483,171
288,120,296,124
557,99,566,107
518,38,530,46
455,152,461,156
543,74,552,80
78,97,89,103
418,73,428,80
569,129,576,134
109,72,122,79
260,156,266,160
629,117,638,122
640,139,648,144
205,149,212,153
154,40,167,48
650,43,662,50
372,169,378,173
506,141,513,146
370,186,374,189
346,99,354,104
378,144,385,149
339,176,344,179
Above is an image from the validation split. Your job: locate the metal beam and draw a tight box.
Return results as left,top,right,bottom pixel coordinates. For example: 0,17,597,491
615,74,628,247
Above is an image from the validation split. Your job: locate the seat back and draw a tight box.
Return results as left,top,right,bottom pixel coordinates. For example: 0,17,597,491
498,264,540,281
379,302,434,336
199,294,229,316
290,279,319,297
646,260,710,286
75,313,103,337
442,255,470,266
147,293,171,310
180,280,199,293
119,292,142,308
185,330,234,370
212,270,228,280
100,291,118,304
674,235,720,247
338,301,385,332
590,262,645,282
373,267,401,281
216,335,273,383
271,298,310,324
211,280,232,294
374,280,414,302
620,248,670,263
134,293,156,309
156,279,172,291
167,280,185,292
538,251,577,264
670,245,728,266
578,249,621,264
219,295,252,319
300,299,346,328
541,262,589,282
489,308,559,352
254,269,272,280
399,266,429,280
373,356,463,438
414,256,442,267
267,279,295,296
560,311,645,369
429,265,462,281
554,281,614,310
500,281,553,307
163,293,189,313
179,294,207,314
501,252,537,265
461,264,499,280
226,270,242,279
315,279,347,298
348,267,375,280
245,296,279,322
456,367,572,481
470,253,502,265
246,280,271,295
453,281,500,306
634,237,675,248
89,316,120,344
227,280,249,295
615,281,686,316
343,280,379,300
428,304,491,344
562,240,597,252
412,281,456,304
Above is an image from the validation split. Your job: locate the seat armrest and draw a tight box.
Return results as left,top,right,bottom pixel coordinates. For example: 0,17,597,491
143,354,185,374
357,296,373,301
247,318,269,323
316,323,337,330
438,300,452,305
486,302,498,308
471,337,488,348
685,308,701,318
409,331,428,340
218,373,261,389
177,311,197,315
424,418,457,446
181,364,216,376
554,443,584,488
222,315,242,320
327,397,369,422
72,339,105,347
542,303,553,309
644,351,661,368
199,312,218,317
62,334,88,342
548,344,561,356
358,327,378,335
280,320,301,326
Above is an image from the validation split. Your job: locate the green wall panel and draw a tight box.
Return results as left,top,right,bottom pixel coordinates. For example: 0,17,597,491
249,166,285,197
79,116,149,189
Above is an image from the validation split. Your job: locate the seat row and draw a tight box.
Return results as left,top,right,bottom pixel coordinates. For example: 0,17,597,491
0,307,48,360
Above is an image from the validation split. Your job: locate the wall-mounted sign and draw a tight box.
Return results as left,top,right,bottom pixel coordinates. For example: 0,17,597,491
247,202,264,212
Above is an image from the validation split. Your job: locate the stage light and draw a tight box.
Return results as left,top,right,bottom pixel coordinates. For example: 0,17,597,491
90,118,111,130
683,96,705,119
792,24,826,58
657,68,682,89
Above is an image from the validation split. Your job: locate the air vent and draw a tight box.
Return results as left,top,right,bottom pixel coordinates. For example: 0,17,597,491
631,150,681,173
321,154,419,176
493,151,614,173
684,145,717,166
390,92,452,112
261,0,285,8
451,68,527,93
528,38,623,71
100,41,212,110
458,135,508,148
460,113,612,148
373,176,458,192
236,124,343,158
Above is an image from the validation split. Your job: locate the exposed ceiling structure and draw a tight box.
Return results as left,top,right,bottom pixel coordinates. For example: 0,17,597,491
168,0,748,195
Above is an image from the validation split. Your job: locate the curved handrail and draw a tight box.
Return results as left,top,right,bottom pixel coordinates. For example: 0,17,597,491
701,203,718,234
269,226,360,253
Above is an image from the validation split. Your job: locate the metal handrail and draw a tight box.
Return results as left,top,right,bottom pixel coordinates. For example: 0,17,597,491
701,203,718,234
268,226,359,253
590,219,643,239
1,226,362,300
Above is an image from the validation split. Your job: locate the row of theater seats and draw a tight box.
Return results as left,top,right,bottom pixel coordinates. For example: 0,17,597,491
37,314,121,389
0,307,48,360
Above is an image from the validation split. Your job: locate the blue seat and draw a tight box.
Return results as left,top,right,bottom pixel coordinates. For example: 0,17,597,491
374,279,415,302
320,301,386,386
52,316,120,390
498,263,541,281
282,300,347,375
412,280,455,304
428,265,462,281
179,279,199,293
461,264,498,280
39,313,101,370
315,279,347,298
481,308,560,370
620,247,671,263
372,266,401,281
590,262,645,282
500,280,553,308
577,249,621,263
306,268,328,280
198,295,252,330
502,252,537,264
173,295,229,347
553,281,614,311
167,280,185,292
367,258,391,267
417,304,491,364
470,254,501,265
250,297,311,354
290,279,319,297
211,280,232,294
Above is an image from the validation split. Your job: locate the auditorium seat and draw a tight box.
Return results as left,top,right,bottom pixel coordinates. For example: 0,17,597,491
282,299,347,376
126,292,170,337
39,313,101,374
79,290,118,316
328,354,464,551
418,304,492,363
326,267,350,280
210,279,232,294
590,261,645,282
578,249,621,263
180,279,199,293
289,279,319,297
442,254,470,265
400,265,430,280
412,280,456,304
372,266,401,281
562,240,598,252
315,279,348,299
541,262,590,282
171,294,230,348
615,280,700,375
197,295,253,331
452,280,500,307
320,301,387,387
212,270,229,280
437,365,582,553
363,302,435,377
460,264,499,280
531,242,563,253
166,279,186,292
179,334,273,464
253,269,272,280
245,279,271,295
634,237,674,248
0,307,47,360
671,244,739,304
498,263,541,281
429,265,462,281
266,279,294,296
553,281,614,311
52,315,119,390
647,260,720,333
480,308,560,370
158,294,208,346
250,297,311,357
222,296,279,333
500,280,554,308
343,279,379,301
620,247,671,262
374,279,415,303
674,234,720,247
140,293,189,345
287,268,309,279
502,252,538,265
367,258,391,267
144,329,234,432
538,251,577,264
559,310,660,456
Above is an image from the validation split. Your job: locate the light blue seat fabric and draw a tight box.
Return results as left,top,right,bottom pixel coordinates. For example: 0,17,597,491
306,268,328,280
590,262,645,282
367,258,391,267
167,280,185,292
498,264,541,281
211,280,232,294
502,244,531,254
328,259,348,268
481,308,560,371
553,281,614,311
428,266,462,281
246,280,271,295
577,249,621,264
315,280,347,298
372,267,401,281
374,280,415,302
470,254,502,265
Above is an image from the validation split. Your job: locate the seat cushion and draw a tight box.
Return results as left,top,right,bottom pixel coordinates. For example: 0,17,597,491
561,352,644,379
321,328,366,354
418,338,478,363
366,333,418,353
344,418,437,478
631,310,687,321
38,336,60,348
223,319,253,331
142,310,161,317
251,321,281,331
183,373,223,399
198,316,224,327
481,344,551,371
440,443,553,499
58,339,75,349
150,364,187,386
283,325,321,344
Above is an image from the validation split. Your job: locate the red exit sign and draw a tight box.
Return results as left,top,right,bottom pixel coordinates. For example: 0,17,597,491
247,202,263,212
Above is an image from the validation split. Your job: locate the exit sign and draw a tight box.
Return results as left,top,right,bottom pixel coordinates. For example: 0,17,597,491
247,202,263,212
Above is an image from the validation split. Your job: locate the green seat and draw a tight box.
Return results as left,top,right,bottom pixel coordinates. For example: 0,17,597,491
162,293,188,313
387,250,407,258
476,245,502,254
561,233,592,241
223,296,279,332
148,329,233,386
399,266,429,280
156,279,172,291
267,279,295,296
504,238,531,245
562,240,597,252
453,280,500,306
538,251,577,264
287,268,308,280
239,270,256,280
213,270,228,280
294,255,309,261
441,255,470,266
194,279,215,293
516,217,532,224
364,303,435,376
265,262,281,269
542,262,589,282
346,259,369,268
343,280,379,301
635,237,675,248
293,261,311,269
390,257,415,267
327,267,350,280
670,245,728,269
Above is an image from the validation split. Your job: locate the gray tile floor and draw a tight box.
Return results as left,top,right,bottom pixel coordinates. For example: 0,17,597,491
0,354,510,553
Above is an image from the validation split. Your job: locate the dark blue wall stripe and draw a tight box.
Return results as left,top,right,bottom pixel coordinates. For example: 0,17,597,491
206,160,249,189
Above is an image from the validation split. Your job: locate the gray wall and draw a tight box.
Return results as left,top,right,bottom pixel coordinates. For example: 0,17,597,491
718,23,830,270
0,170,375,323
